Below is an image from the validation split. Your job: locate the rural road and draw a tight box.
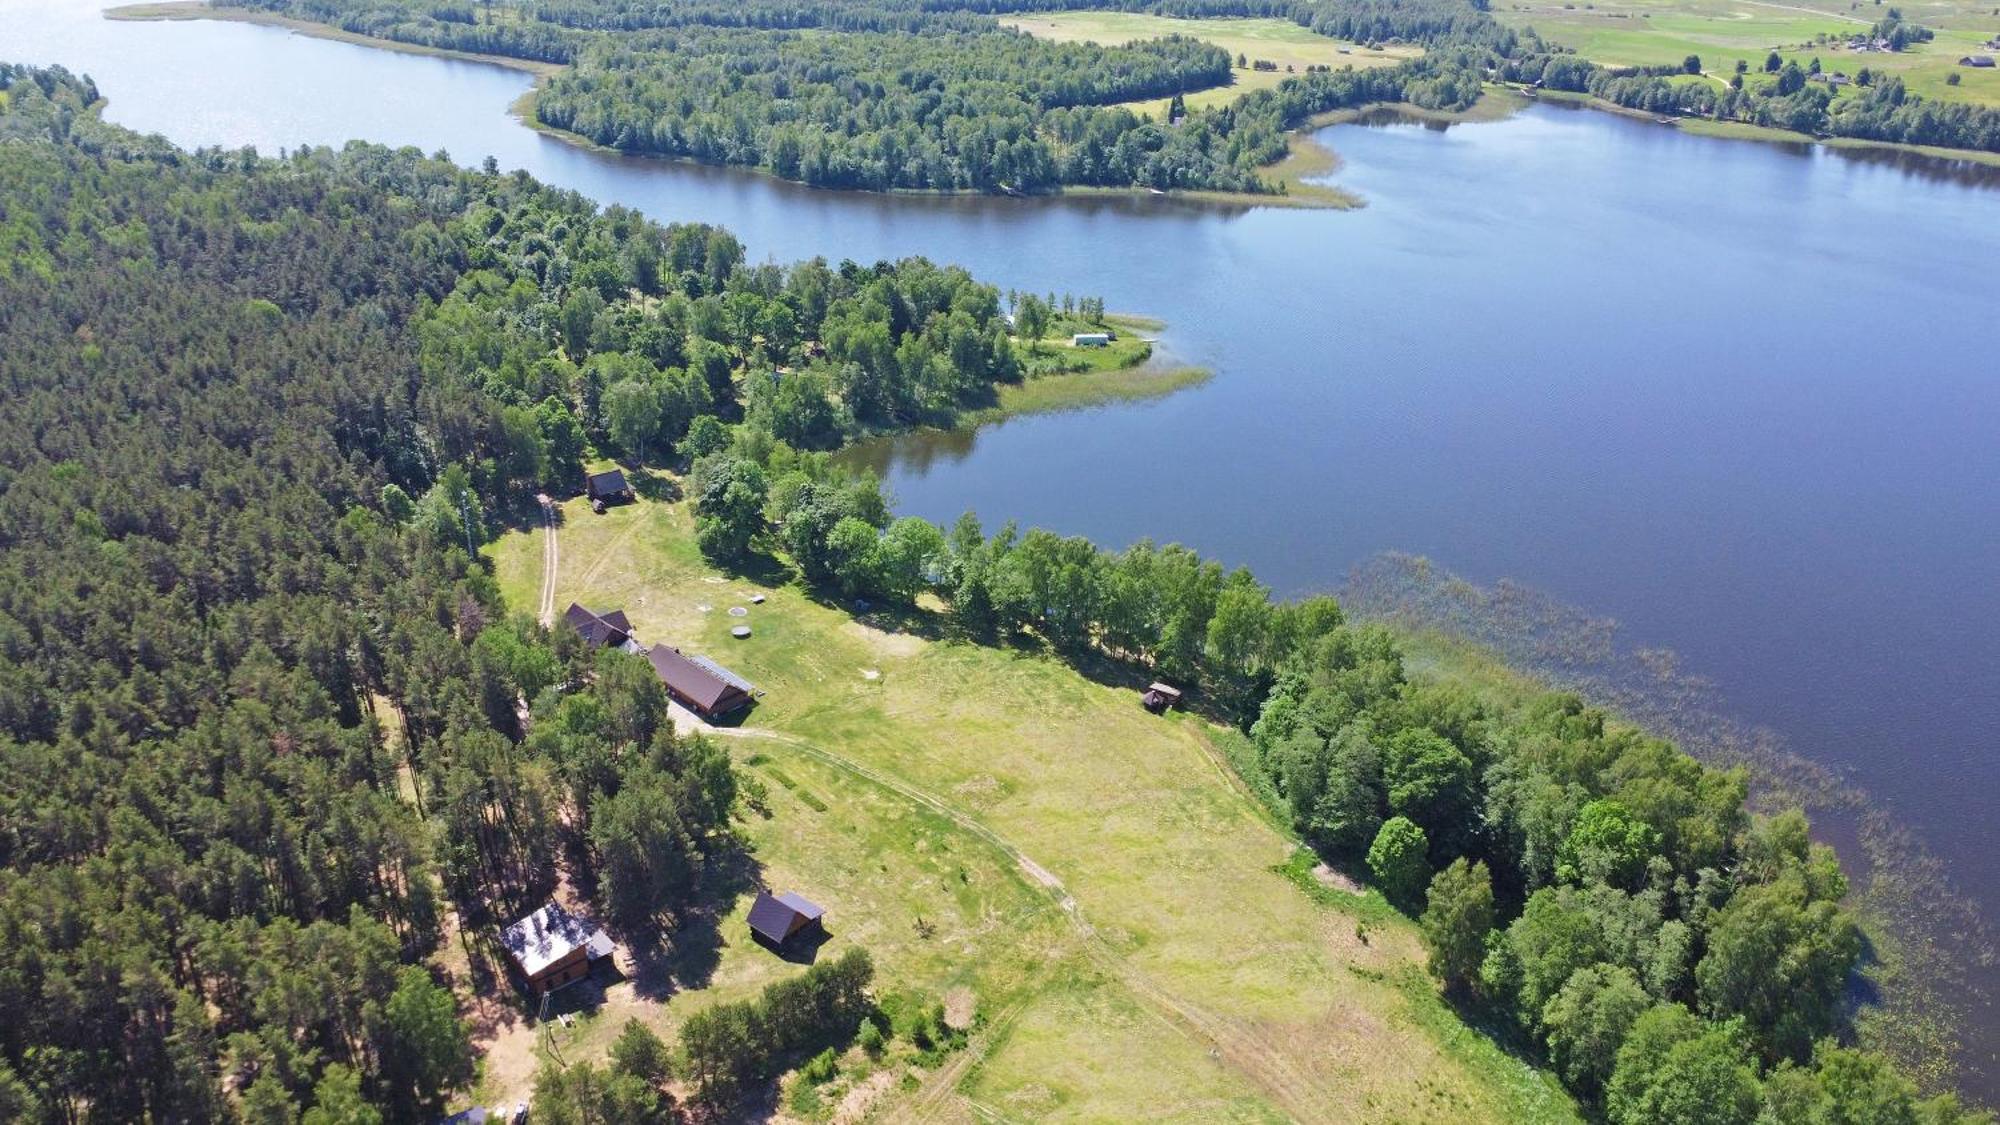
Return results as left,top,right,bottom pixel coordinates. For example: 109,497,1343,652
536,494,558,626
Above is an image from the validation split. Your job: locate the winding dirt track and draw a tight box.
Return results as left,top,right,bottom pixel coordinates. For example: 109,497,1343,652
712,725,1345,1123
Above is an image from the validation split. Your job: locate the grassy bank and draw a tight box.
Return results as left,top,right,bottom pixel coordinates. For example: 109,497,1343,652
971,312,1207,423
965,362,1211,425
105,2,566,77
485,493,1582,1120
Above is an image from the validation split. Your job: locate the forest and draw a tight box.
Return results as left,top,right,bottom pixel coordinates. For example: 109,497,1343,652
222,0,2000,189
0,56,1988,1121
0,63,1022,1122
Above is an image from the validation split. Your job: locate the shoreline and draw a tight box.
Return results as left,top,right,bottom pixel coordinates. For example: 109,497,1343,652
1529,85,2000,170
108,1,1358,209
961,312,1209,426
841,315,1210,460
104,2,566,77
513,86,1357,210
104,3,2000,198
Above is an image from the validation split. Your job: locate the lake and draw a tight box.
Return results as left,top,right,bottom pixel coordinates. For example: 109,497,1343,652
9,0,1999,1091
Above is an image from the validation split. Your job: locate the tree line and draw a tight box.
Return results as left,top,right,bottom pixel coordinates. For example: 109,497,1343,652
229,0,2000,183
223,0,1504,193
0,66,748,1122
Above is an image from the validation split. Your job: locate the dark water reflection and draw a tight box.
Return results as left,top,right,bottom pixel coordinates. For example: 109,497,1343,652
8,0,2000,1094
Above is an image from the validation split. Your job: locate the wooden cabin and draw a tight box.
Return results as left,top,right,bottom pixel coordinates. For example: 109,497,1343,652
500,902,615,994
646,644,754,719
1142,682,1183,714
584,468,633,505
746,890,826,950
563,603,633,650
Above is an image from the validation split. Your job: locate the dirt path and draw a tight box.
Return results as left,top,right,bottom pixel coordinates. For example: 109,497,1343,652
715,726,1344,1122
535,494,559,626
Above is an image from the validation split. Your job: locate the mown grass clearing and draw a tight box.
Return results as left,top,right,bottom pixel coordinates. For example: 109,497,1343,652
489,493,1581,1120
1002,12,1418,118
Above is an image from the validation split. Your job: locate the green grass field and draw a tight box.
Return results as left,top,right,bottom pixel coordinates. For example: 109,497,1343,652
486,493,1582,1121
1001,12,1419,118
1498,0,2000,107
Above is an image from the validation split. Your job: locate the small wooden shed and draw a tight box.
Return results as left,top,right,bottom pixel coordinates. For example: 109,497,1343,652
585,468,633,504
1142,682,1183,714
747,890,826,949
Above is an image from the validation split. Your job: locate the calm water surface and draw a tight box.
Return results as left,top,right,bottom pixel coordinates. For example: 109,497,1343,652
9,0,2000,1088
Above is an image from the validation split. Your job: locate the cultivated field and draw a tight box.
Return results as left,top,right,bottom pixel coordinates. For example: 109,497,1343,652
1001,12,1419,117
1498,0,2000,106
486,491,1580,1121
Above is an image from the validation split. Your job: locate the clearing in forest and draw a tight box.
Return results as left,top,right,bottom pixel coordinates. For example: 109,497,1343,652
486,491,1579,1121
1497,0,2000,107
1001,12,1419,116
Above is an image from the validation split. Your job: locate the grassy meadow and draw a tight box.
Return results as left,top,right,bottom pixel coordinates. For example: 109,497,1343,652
1001,12,1418,117
485,492,1581,1121
1498,0,2000,107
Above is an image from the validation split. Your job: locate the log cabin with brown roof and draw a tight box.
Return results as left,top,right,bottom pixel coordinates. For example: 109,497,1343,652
646,644,754,719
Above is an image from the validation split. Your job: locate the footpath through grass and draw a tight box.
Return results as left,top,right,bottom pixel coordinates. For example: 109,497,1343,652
490,492,1580,1121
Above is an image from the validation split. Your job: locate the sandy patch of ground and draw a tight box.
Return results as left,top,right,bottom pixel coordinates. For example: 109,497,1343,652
1311,862,1365,895
943,987,978,1031
951,775,1002,804
832,1069,900,1124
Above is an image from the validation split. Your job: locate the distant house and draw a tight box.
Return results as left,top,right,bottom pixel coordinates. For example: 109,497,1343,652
646,644,754,719
746,890,826,949
585,469,632,505
1961,55,1997,67
1142,682,1184,714
1828,73,1852,86
563,602,635,650
1070,332,1111,348
500,902,615,994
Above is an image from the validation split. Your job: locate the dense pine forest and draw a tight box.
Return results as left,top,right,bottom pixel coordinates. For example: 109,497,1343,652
0,59,1990,1122
0,63,1020,1121
223,0,2000,194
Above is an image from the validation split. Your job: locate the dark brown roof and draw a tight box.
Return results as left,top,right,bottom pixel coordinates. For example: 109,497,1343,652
747,890,824,945
564,603,631,649
646,644,753,715
586,469,630,498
